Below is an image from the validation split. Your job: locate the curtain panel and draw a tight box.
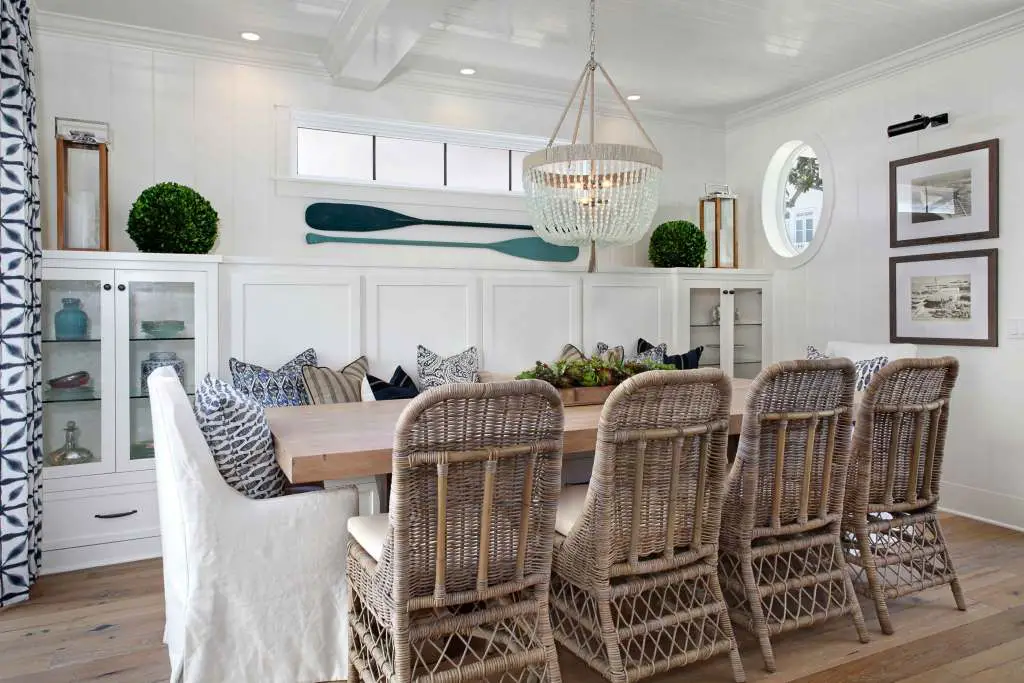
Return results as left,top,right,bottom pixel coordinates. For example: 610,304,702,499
0,0,43,607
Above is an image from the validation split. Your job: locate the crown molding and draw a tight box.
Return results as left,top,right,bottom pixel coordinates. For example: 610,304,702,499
393,69,726,131
726,7,1024,129
33,11,328,77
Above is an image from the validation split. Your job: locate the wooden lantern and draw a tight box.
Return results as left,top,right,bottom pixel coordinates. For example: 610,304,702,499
699,183,738,268
55,118,109,251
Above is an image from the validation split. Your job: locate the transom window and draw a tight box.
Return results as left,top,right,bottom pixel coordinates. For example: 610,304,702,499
291,113,541,195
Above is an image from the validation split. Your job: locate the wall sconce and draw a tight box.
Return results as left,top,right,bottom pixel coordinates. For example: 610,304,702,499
700,183,738,268
886,113,949,138
55,118,109,251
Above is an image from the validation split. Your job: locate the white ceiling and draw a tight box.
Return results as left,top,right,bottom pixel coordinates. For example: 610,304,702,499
36,0,1024,119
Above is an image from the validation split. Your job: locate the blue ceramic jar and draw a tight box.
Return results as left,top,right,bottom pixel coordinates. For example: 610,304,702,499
141,351,186,394
54,298,89,340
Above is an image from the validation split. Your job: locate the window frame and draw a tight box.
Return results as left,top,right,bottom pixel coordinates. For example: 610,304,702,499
760,135,834,268
275,107,555,210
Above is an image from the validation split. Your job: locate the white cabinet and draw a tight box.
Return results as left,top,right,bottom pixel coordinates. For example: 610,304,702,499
680,273,772,379
40,251,220,573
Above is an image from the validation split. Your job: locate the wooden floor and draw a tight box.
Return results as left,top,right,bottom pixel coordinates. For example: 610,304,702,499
2,514,1023,682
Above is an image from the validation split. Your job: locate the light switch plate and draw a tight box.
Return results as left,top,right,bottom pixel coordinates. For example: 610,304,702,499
1008,318,1024,340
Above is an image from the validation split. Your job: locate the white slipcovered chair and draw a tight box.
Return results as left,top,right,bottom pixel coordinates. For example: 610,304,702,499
826,341,918,362
148,366,359,683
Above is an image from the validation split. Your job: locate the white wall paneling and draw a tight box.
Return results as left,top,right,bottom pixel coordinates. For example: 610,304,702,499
365,274,480,382
725,30,1024,529
228,266,362,372
582,274,675,356
482,275,582,374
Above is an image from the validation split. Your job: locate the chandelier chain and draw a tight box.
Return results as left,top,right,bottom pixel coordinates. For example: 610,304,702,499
589,0,597,63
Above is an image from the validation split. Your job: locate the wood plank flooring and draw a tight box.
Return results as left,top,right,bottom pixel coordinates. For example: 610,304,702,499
1,514,1022,682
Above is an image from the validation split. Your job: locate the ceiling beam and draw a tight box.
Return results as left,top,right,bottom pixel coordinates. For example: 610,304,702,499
321,0,453,89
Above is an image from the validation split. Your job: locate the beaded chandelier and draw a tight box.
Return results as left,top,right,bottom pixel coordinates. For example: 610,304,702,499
523,0,663,272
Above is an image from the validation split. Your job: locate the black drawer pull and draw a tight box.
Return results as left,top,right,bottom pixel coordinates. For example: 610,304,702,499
94,509,138,520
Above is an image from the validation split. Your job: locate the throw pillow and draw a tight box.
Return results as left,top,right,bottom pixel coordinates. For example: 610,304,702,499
854,355,889,391
417,345,479,388
367,366,420,400
806,345,829,360
637,338,703,369
631,340,667,364
301,356,369,404
593,342,625,364
194,375,287,500
360,375,376,402
558,343,586,363
229,347,317,407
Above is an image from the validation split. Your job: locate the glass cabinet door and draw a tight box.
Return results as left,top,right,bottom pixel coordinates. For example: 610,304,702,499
689,287,726,370
115,271,208,471
732,287,764,380
41,269,116,478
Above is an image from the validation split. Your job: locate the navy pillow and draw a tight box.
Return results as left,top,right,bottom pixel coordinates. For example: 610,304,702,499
367,366,420,400
637,338,704,370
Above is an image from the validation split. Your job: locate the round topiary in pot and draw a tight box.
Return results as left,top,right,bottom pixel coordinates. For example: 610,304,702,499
127,182,219,254
648,220,707,268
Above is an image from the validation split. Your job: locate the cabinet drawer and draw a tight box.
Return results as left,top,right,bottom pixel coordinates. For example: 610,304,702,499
43,484,159,551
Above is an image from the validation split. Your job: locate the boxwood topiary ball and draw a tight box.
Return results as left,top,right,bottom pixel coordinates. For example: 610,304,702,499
127,182,219,254
648,220,707,268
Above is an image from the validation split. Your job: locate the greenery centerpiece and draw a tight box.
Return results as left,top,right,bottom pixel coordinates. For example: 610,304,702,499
516,356,675,405
127,182,219,254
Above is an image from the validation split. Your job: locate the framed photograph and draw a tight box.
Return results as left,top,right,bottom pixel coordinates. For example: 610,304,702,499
890,249,998,347
890,139,999,247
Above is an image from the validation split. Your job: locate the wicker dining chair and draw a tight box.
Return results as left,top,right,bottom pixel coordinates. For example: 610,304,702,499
719,359,869,673
550,369,745,683
841,357,964,635
346,379,565,683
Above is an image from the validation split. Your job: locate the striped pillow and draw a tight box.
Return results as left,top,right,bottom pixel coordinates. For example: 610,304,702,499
301,356,369,404
558,343,586,363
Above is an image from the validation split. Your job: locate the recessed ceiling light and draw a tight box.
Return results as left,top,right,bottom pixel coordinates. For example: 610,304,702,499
240,32,261,42
626,94,641,101
459,67,477,75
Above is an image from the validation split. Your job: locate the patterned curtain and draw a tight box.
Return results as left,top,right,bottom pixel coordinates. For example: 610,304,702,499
0,0,42,607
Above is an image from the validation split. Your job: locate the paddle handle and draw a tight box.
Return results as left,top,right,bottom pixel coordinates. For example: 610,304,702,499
417,218,532,231
306,233,490,250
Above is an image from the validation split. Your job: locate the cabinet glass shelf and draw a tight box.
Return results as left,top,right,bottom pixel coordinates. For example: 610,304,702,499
689,323,762,328
42,338,101,343
44,391,196,404
128,337,195,342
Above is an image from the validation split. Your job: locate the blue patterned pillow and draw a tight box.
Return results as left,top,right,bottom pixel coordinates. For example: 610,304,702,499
194,375,287,499
229,347,317,407
854,356,888,391
806,345,829,360
417,345,479,388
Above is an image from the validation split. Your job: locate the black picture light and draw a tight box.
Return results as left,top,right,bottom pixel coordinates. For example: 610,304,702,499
887,113,950,138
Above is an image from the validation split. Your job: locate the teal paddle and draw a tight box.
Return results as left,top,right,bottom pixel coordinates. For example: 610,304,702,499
305,233,579,263
305,203,532,232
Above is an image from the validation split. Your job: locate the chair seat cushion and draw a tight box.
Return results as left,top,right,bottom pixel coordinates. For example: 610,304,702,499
555,485,589,536
348,514,388,562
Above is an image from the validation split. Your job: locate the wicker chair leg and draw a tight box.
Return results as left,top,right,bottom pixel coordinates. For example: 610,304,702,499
596,594,628,683
932,517,968,612
855,525,894,635
710,572,747,683
836,542,870,644
740,554,776,673
537,601,564,683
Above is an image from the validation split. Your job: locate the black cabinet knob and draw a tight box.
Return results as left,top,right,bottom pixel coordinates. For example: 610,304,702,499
103,284,111,291
117,284,126,291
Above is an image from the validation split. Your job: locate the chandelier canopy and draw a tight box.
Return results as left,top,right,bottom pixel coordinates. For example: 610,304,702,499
523,0,663,272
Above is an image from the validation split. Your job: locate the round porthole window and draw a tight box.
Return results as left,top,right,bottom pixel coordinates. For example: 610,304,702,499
761,139,832,263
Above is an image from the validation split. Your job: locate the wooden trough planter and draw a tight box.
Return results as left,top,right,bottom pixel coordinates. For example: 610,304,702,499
558,385,617,407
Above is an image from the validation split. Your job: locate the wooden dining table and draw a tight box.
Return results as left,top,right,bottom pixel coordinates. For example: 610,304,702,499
267,378,756,484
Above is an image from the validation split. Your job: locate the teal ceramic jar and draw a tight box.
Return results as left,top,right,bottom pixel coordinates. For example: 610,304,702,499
54,298,89,340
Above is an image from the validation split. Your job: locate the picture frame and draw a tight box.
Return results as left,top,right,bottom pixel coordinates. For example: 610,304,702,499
890,248,998,347
889,139,998,248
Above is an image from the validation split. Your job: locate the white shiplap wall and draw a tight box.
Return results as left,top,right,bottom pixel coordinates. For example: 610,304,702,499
35,31,726,270
725,31,1024,530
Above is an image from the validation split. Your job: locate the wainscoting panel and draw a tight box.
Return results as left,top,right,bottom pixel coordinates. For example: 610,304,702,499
482,275,582,374
229,267,362,370
582,275,675,355
365,274,480,382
